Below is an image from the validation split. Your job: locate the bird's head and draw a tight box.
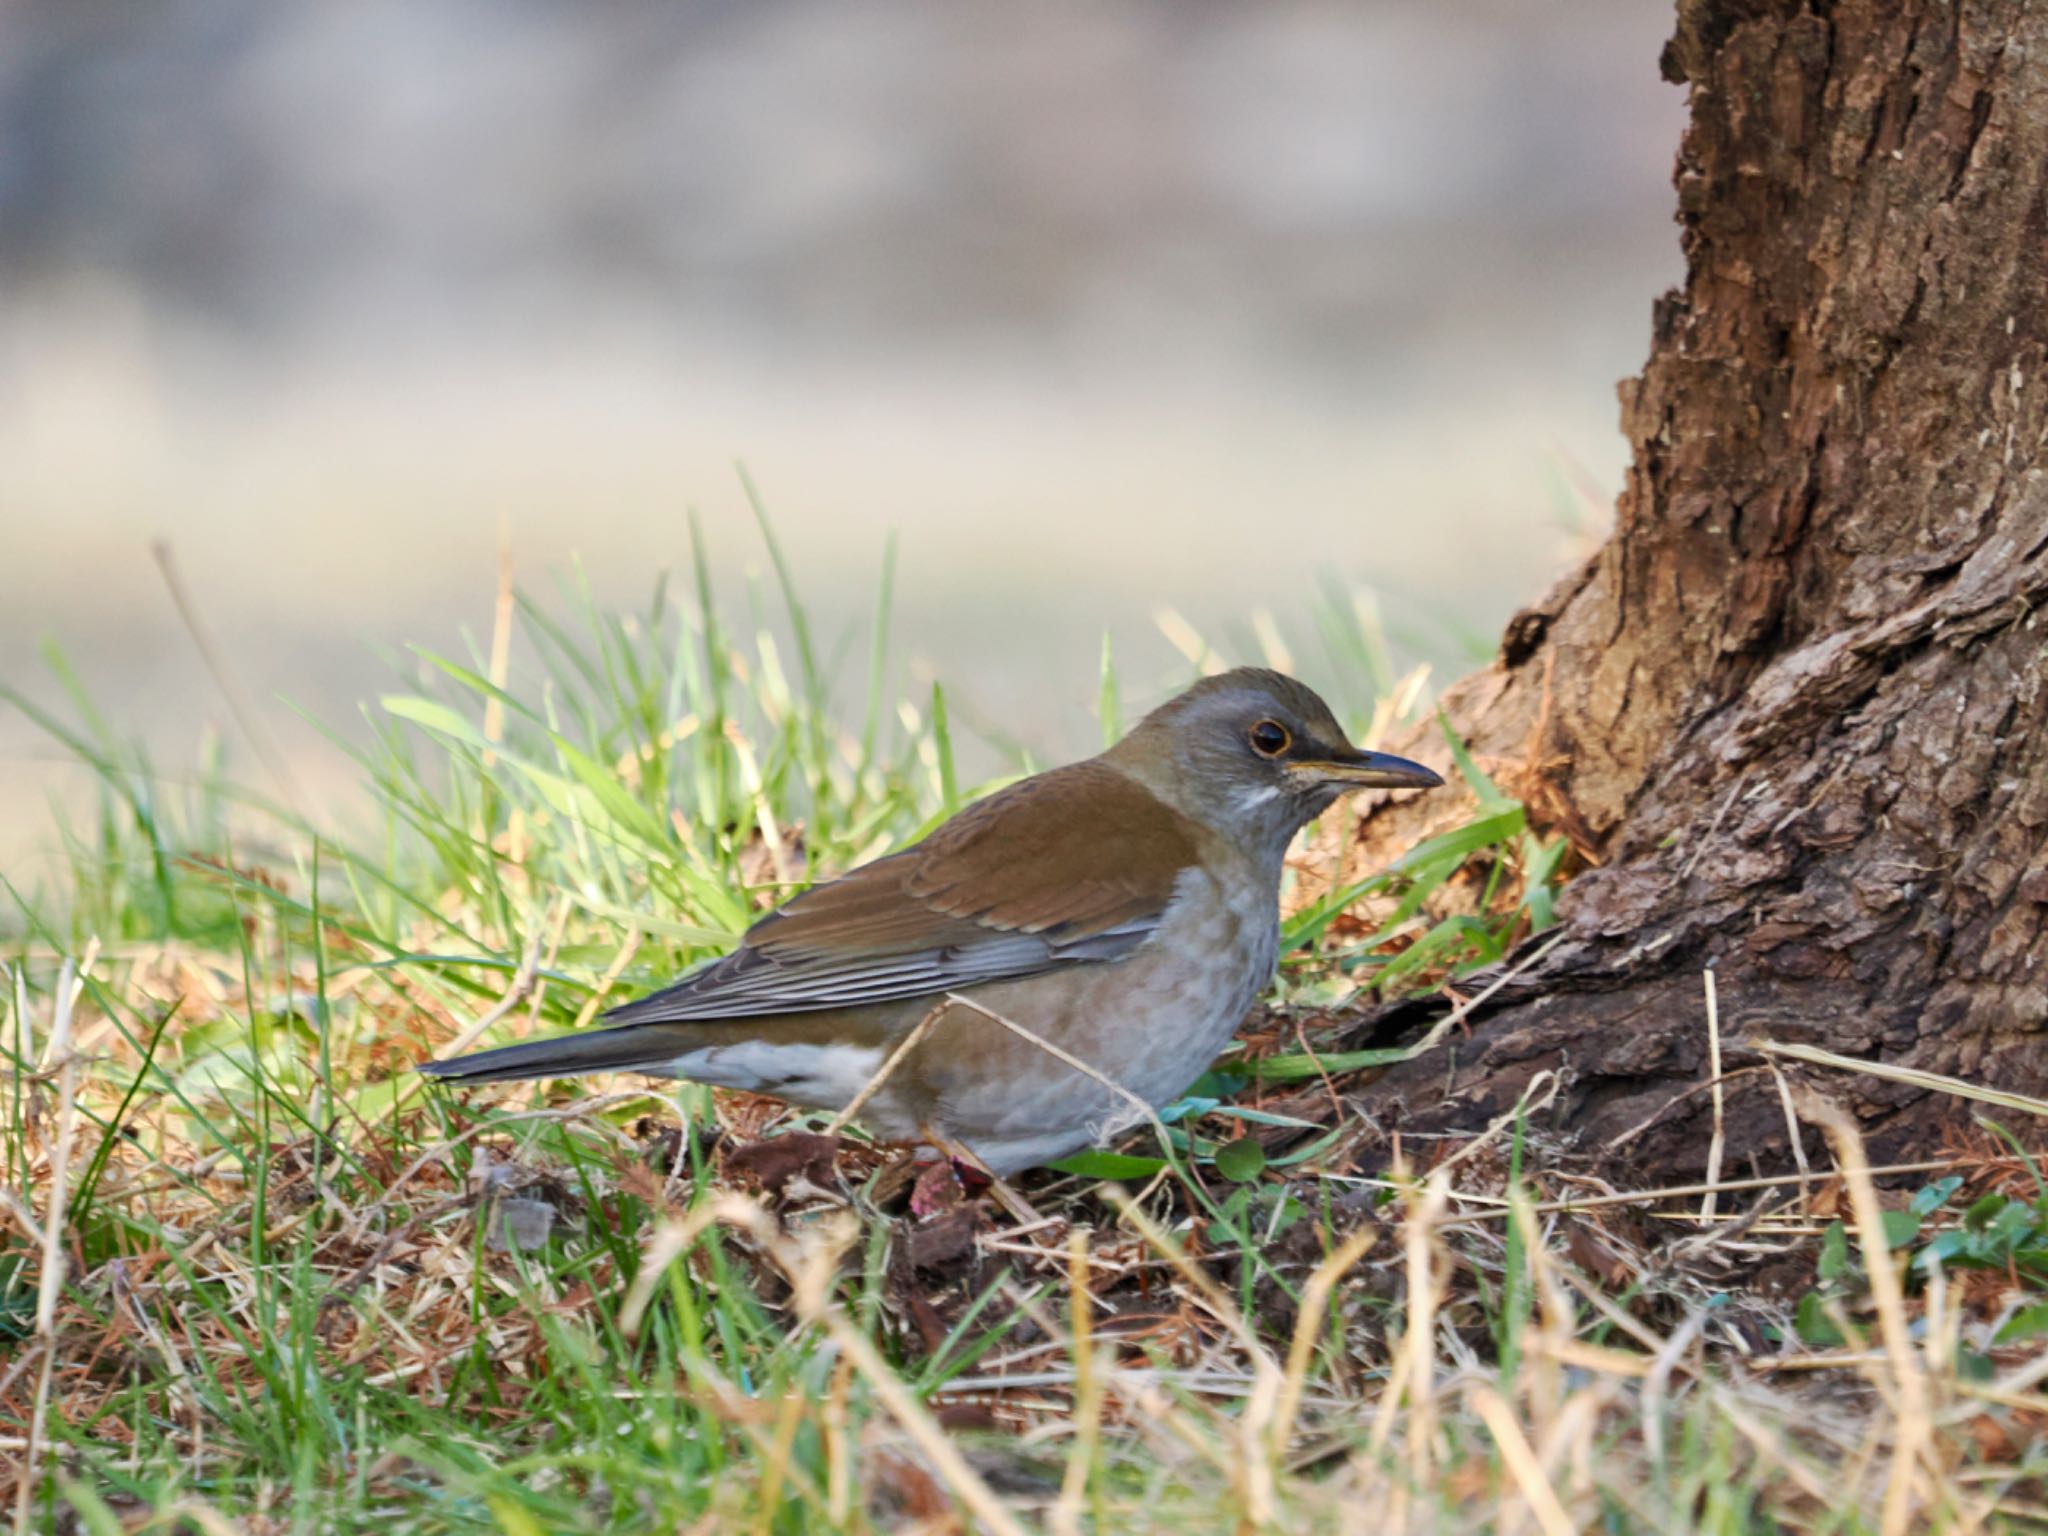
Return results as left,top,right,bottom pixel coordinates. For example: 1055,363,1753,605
1106,667,1442,861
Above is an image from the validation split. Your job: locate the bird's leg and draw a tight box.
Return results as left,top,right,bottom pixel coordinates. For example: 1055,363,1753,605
906,1156,966,1219
919,1123,1042,1228
867,1137,990,1215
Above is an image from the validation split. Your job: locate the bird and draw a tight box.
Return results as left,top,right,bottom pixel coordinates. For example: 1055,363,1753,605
420,668,1442,1174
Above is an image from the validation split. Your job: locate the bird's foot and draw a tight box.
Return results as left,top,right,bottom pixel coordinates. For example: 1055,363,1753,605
909,1158,968,1219
917,1125,1041,1228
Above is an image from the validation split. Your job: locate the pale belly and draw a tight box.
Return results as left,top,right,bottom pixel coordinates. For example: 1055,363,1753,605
868,866,1279,1173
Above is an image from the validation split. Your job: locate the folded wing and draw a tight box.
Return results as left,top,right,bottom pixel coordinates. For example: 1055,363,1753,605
603,759,1204,1025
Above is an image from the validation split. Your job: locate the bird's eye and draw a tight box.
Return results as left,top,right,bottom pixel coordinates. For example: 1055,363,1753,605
1247,719,1291,757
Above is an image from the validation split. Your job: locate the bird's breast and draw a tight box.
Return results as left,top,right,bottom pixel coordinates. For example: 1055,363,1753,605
898,865,1278,1142
1136,864,1279,1035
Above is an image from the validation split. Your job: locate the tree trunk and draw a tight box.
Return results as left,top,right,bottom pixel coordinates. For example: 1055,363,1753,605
1334,0,2048,1180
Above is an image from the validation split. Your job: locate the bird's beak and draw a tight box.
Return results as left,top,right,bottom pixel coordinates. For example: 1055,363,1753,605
1290,746,1444,791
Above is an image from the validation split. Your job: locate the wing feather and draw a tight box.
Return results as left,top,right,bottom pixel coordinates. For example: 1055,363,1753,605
604,761,1202,1025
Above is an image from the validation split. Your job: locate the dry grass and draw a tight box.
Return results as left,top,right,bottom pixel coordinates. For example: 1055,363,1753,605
7,928,2046,1533
4,564,2046,1533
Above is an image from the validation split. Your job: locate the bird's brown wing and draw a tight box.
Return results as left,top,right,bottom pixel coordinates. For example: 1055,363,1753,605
603,760,1205,1024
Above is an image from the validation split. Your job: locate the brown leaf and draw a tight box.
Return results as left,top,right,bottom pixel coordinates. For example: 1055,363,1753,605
725,1131,842,1195
906,1204,983,1275
1566,1222,1634,1288
905,1288,952,1355
546,1281,596,1317
1963,1409,2028,1462
871,1447,960,1531
615,1158,668,1209
1442,1453,1495,1505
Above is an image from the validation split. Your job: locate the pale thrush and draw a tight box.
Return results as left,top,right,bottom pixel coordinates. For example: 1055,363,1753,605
421,668,1441,1172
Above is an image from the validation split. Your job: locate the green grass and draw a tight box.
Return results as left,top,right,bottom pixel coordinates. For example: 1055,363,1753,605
3,527,2044,1533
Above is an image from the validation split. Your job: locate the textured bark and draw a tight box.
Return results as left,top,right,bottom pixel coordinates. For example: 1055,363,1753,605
1335,0,2048,1178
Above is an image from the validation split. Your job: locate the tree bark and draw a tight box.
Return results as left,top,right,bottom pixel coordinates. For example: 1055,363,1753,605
1334,0,2048,1179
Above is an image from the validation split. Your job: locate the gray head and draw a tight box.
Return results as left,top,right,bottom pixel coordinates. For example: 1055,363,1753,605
1104,667,1442,863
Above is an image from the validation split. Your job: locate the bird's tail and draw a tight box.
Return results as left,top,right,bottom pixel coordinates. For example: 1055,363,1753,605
418,1023,681,1084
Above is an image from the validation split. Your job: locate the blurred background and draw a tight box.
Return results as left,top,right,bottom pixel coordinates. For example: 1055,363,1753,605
0,0,1684,869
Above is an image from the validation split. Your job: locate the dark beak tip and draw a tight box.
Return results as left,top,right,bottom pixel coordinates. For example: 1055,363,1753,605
1389,768,1444,792
1356,749,1443,790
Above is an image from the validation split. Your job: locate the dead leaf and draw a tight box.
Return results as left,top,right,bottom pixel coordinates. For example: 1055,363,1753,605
615,1158,669,1210
906,1205,982,1275
1566,1222,1634,1287
905,1288,951,1355
870,1447,959,1532
726,1131,842,1195
936,1400,1000,1433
